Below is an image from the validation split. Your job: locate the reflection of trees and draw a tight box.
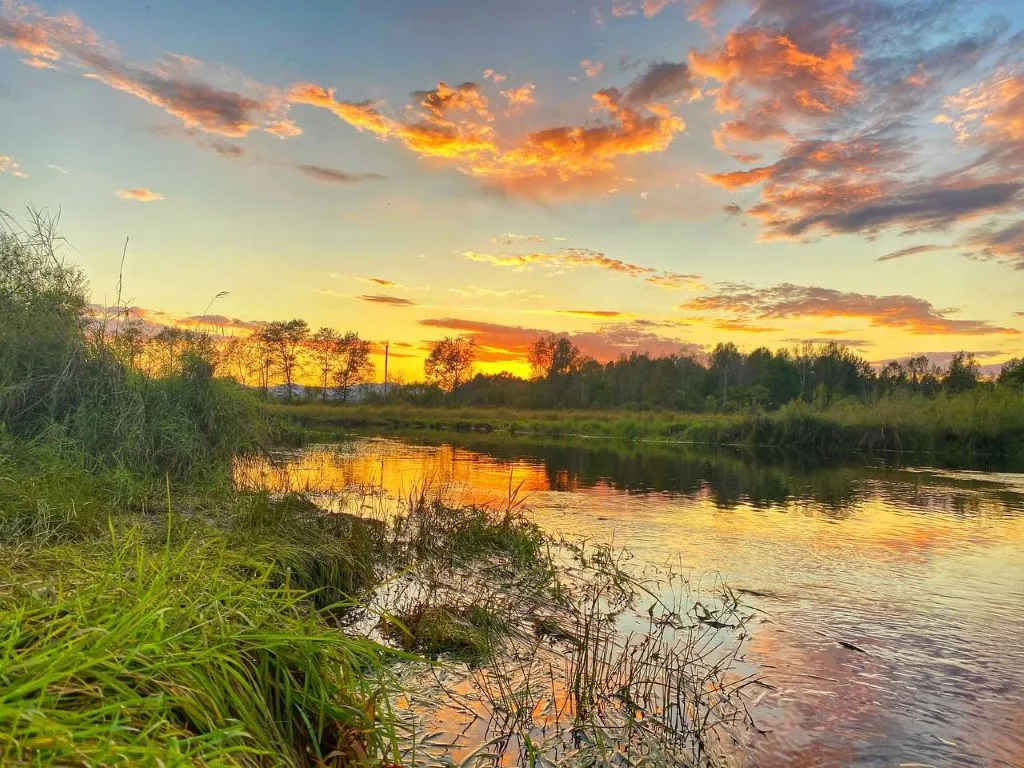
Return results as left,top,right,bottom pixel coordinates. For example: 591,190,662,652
250,434,1024,522
405,435,870,513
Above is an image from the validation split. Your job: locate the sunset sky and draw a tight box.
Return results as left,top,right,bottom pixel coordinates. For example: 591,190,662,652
2,0,1022,378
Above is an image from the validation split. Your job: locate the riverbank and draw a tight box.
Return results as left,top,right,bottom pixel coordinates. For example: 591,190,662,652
1,437,756,765
269,390,1024,461
0,434,539,764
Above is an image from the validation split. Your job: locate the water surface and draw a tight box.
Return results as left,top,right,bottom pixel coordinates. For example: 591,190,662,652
239,436,1024,767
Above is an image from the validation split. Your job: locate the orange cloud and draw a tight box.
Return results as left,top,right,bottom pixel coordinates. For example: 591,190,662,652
685,283,1020,336
500,82,536,113
290,64,690,199
691,28,861,159
115,188,163,202
611,0,681,18
463,247,702,289
556,309,632,318
687,0,727,27
288,82,497,160
938,70,1024,185
703,133,1024,240
0,3,298,138
942,71,1024,146
581,59,605,78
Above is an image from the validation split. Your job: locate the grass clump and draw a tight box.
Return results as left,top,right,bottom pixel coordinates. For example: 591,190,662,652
388,604,506,663
230,492,387,610
395,490,544,568
0,529,398,767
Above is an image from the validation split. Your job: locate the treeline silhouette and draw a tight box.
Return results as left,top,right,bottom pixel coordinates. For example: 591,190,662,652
447,338,1024,411
382,334,1022,411
117,318,1024,413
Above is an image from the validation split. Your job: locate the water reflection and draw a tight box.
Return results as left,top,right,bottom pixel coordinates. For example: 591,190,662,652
237,436,1024,767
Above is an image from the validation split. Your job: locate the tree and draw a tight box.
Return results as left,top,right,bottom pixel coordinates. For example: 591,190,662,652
709,342,743,405
333,332,375,401
944,351,979,393
998,358,1024,389
257,319,308,399
529,333,582,379
424,336,476,403
148,327,188,377
309,327,339,402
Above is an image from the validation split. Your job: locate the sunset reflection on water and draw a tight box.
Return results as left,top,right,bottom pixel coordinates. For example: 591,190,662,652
236,436,1024,767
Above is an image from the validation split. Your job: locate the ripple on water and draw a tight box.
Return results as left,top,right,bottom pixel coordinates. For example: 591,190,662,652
235,437,1024,767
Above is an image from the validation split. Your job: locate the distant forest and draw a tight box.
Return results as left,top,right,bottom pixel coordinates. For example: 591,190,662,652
124,318,1024,412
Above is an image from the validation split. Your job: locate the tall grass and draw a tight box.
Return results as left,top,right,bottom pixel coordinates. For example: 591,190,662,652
0,210,275,483
0,527,399,766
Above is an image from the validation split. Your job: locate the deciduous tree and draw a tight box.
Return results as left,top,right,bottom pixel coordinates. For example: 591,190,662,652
424,336,476,403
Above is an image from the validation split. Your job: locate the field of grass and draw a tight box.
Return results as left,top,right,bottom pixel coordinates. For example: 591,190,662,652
269,389,1024,462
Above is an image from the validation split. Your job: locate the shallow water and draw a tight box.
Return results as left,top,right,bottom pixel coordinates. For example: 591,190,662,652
238,435,1024,767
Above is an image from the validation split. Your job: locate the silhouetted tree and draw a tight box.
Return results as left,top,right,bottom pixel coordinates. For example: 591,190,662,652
710,342,743,405
333,332,375,401
998,358,1024,390
424,336,476,403
529,334,583,379
944,351,979,393
257,319,308,400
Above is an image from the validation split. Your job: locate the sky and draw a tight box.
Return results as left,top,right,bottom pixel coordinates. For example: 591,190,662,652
1,0,1023,379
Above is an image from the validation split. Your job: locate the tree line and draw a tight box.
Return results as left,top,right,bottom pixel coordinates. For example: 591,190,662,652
111,317,1024,411
417,334,1024,411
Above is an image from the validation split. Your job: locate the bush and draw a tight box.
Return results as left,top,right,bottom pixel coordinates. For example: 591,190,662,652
0,211,272,481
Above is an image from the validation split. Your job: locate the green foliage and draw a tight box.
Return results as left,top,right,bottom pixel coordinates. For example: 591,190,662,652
0,529,396,767
389,604,504,663
0,211,274,481
0,211,89,432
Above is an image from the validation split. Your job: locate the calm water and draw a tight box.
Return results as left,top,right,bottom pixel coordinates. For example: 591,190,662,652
240,435,1024,767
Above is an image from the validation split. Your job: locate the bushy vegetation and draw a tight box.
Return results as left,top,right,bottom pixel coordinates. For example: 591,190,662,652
396,337,1022,412
0,211,276,481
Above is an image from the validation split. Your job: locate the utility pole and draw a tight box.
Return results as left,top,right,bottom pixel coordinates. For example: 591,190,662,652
383,341,389,399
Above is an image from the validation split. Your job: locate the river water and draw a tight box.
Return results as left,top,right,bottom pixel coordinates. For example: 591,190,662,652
239,435,1024,767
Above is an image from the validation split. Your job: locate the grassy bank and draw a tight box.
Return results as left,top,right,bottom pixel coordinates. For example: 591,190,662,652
270,390,1024,460
0,436,551,765
2,213,759,765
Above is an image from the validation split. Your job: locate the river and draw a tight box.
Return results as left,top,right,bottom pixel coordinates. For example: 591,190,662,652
238,434,1024,767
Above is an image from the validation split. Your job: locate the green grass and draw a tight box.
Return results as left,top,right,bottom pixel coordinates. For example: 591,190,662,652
387,604,506,663
270,389,1024,461
0,526,399,767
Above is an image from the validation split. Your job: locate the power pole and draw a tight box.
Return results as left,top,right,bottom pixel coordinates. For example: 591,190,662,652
383,341,389,399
